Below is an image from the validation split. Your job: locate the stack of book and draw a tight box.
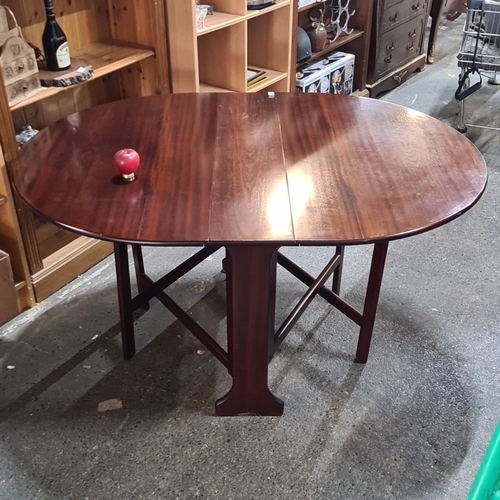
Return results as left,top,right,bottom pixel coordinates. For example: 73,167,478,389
247,68,267,88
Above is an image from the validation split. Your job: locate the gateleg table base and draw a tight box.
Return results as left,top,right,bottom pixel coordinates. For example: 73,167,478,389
113,241,389,416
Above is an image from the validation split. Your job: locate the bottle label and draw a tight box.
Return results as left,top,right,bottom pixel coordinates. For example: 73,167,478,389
56,42,71,69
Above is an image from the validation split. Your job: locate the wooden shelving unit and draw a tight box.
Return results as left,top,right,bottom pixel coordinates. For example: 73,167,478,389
0,0,170,312
166,0,294,93
296,0,375,94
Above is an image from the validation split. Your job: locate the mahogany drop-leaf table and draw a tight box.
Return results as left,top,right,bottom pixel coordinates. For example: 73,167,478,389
11,93,487,416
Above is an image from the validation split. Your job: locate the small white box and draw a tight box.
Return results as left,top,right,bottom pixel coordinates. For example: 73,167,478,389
298,0,318,8
296,51,355,94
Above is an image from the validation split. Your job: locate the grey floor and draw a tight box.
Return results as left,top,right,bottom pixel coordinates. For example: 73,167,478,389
1,19,499,500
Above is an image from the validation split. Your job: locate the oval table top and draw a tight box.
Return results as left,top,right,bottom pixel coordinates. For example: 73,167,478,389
11,93,487,246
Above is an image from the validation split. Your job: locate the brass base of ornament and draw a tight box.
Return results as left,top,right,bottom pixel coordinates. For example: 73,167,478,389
121,173,136,182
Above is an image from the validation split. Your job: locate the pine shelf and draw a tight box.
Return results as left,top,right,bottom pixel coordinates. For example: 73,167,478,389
247,68,288,92
197,12,244,35
246,0,291,19
297,29,365,69
197,0,291,35
199,82,236,92
10,43,154,111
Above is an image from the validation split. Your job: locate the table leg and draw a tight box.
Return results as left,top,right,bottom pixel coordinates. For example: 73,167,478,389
131,244,150,311
114,242,136,360
332,245,345,295
354,241,389,364
428,0,447,64
216,245,284,416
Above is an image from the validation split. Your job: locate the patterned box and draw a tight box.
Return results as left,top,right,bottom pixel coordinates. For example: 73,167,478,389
296,51,355,94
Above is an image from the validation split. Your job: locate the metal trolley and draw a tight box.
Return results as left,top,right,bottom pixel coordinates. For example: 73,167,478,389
456,0,500,132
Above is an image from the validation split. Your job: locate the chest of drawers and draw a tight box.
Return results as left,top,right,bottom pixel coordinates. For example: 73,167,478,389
367,0,430,97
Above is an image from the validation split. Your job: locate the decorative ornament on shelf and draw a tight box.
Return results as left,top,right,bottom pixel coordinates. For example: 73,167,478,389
307,21,327,52
114,149,141,182
16,125,39,146
323,0,355,44
0,7,42,107
307,5,327,52
37,58,94,88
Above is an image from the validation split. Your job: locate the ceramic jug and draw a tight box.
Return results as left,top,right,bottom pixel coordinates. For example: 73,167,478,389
307,22,327,52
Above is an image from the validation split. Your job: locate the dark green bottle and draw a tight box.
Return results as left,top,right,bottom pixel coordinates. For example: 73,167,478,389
42,0,71,71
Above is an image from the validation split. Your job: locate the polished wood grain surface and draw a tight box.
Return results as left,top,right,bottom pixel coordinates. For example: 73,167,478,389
11,93,487,245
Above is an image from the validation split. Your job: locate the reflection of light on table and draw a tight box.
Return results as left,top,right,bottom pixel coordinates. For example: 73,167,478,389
66,114,81,129
406,108,425,119
267,168,315,236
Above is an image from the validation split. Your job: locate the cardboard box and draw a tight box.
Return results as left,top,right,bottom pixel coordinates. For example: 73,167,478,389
0,249,20,326
296,51,355,94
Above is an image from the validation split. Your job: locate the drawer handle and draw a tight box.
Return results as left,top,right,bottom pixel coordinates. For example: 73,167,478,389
389,13,398,22
409,29,417,38
394,69,408,85
406,42,415,50
412,2,420,10
384,54,393,64
386,42,395,50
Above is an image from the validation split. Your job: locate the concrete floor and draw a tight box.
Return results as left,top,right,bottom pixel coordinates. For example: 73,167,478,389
1,19,499,500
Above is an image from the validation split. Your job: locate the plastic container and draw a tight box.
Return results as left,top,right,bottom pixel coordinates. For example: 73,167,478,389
468,420,500,500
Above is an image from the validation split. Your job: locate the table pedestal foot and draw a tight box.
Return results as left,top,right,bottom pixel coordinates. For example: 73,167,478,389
354,241,389,364
216,387,284,416
215,245,284,416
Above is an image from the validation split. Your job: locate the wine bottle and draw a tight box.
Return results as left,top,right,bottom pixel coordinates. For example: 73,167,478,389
42,0,71,71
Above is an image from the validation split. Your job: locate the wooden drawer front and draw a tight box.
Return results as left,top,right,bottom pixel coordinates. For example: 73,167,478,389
384,0,405,9
375,15,424,77
381,0,428,33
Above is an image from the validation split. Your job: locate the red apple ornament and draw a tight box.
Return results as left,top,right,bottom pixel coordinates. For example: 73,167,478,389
114,149,140,182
